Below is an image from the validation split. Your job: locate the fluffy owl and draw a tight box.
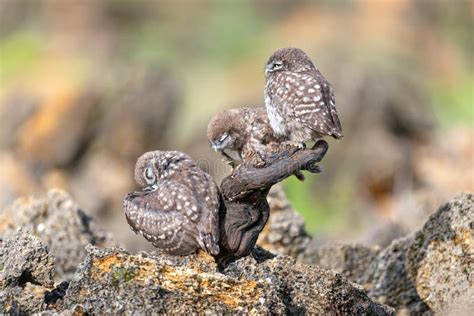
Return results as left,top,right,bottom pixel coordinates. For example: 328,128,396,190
264,47,343,144
123,150,220,255
207,107,283,167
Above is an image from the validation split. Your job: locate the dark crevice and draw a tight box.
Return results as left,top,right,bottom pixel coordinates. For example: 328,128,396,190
18,270,40,287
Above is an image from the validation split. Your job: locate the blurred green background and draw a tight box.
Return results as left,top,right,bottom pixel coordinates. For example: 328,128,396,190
0,0,472,250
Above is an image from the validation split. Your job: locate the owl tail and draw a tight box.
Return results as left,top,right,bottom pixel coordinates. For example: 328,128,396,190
201,233,220,255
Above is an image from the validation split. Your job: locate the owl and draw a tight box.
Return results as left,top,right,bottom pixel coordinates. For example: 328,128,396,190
207,107,284,167
123,150,220,256
264,47,343,145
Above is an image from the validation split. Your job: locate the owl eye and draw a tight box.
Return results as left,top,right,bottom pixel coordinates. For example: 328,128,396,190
272,61,284,70
143,166,156,186
219,133,229,142
266,61,284,74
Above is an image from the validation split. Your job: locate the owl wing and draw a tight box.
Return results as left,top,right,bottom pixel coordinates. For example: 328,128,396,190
243,109,280,166
291,71,343,139
123,179,217,255
179,169,221,255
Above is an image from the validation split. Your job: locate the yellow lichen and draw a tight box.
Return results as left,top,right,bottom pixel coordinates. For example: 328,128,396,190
90,253,263,309
91,254,126,278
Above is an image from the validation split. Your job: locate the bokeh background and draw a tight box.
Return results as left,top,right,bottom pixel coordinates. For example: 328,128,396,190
0,0,472,251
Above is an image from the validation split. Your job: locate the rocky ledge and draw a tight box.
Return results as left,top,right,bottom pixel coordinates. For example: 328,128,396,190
0,190,472,314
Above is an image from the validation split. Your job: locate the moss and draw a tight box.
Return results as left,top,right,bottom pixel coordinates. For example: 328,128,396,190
111,267,137,287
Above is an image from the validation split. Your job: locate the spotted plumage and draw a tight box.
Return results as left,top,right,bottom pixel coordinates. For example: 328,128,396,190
264,47,343,143
207,107,286,167
123,151,220,255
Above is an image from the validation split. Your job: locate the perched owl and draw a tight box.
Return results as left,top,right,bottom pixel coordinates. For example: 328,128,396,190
123,150,220,255
207,107,284,167
264,47,343,144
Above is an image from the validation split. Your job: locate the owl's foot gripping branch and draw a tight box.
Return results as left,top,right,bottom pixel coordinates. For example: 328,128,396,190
216,140,328,268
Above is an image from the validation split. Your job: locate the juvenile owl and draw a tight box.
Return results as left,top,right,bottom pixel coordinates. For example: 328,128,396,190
264,47,343,144
207,107,284,167
123,150,220,255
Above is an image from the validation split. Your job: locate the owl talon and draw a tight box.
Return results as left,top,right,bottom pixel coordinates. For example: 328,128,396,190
306,163,322,173
294,170,305,181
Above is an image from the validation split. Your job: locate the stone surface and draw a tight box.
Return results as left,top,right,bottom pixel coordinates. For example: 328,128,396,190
357,220,408,249
1,189,472,315
63,245,393,315
0,228,55,289
306,243,381,282
0,228,55,314
0,189,114,280
257,185,312,260
15,88,99,169
360,236,431,315
406,193,473,313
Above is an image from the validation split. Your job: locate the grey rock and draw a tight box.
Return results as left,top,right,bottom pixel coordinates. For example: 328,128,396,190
360,236,431,315
357,220,409,249
63,245,393,315
305,243,381,282
0,228,55,314
0,228,55,289
0,189,114,280
257,186,312,260
406,193,473,313
14,89,100,169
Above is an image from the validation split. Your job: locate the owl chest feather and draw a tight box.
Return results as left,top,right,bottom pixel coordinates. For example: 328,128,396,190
265,94,286,136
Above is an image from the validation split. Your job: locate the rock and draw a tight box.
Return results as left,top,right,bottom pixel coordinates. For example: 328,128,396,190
360,236,431,315
305,243,381,282
0,283,49,315
0,189,114,280
15,88,100,169
0,228,55,314
406,193,473,313
93,66,179,162
63,245,393,315
0,228,55,289
357,220,408,249
257,186,312,260
0,152,39,210
0,94,38,150
226,252,393,315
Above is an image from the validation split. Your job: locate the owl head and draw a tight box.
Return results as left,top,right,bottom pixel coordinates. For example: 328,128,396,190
134,151,190,189
265,47,315,77
207,109,246,152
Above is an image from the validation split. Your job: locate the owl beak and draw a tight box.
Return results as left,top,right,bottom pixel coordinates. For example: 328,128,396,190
210,142,221,152
265,63,274,76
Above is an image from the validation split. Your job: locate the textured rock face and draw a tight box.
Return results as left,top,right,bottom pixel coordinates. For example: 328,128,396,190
257,186,312,259
406,193,473,314
0,228,55,289
307,243,381,282
0,189,114,280
0,228,56,314
360,236,431,315
63,245,393,315
1,189,472,315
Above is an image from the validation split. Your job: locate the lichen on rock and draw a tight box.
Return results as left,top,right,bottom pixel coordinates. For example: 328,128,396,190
62,245,393,314
0,188,471,315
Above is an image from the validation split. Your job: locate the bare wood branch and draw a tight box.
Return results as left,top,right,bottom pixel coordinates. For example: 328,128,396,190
221,140,328,201
215,140,329,268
